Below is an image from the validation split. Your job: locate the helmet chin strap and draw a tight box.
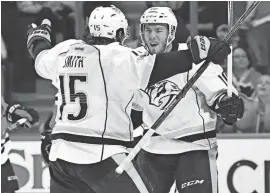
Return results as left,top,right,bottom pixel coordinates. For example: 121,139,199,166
164,37,172,53
140,32,152,54
119,34,127,45
121,26,130,44
164,31,175,53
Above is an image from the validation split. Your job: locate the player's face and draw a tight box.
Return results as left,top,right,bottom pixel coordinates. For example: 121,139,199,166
257,75,270,97
233,48,249,69
216,30,227,40
143,23,169,54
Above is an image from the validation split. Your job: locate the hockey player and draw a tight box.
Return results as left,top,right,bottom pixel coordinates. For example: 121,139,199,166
26,5,231,193
132,7,244,193
1,96,39,193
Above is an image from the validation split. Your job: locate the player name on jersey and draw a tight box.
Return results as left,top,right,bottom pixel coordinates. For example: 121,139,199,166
63,55,85,68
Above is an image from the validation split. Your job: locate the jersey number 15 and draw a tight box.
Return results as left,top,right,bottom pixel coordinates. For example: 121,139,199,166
58,75,88,121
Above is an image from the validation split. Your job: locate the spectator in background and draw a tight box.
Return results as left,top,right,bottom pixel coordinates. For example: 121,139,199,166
222,75,270,133
232,47,262,98
216,24,241,48
215,24,257,72
255,75,270,133
218,47,262,133
242,1,270,74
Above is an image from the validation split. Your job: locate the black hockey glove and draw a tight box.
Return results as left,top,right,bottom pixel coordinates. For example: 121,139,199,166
6,103,39,128
41,130,52,166
27,19,52,59
213,94,245,125
187,36,231,64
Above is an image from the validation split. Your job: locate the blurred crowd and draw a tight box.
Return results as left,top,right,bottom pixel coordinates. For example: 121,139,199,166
1,1,76,94
1,1,270,134
214,1,270,133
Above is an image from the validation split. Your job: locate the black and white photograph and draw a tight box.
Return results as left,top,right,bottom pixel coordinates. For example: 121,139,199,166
1,1,270,193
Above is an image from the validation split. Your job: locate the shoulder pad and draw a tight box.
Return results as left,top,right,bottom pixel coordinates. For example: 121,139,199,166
56,39,85,56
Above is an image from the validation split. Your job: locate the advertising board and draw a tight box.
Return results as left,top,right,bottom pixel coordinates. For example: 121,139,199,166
8,139,270,193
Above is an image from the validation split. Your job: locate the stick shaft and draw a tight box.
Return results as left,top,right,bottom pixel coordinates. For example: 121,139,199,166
227,46,233,97
228,1,234,32
227,1,234,97
115,129,155,174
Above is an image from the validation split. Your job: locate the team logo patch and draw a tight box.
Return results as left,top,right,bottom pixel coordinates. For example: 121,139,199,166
143,80,181,110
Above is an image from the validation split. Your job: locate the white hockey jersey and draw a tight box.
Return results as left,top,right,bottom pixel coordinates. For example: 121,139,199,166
133,45,238,154
36,40,151,145
35,40,193,163
35,40,150,162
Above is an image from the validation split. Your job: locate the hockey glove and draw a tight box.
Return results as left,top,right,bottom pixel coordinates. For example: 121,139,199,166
6,103,39,128
41,130,52,166
27,19,52,59
213,94,245,125
187,36,231,64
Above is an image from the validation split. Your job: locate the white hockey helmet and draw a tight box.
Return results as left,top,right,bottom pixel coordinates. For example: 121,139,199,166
140,7,178,48
88,5,129,42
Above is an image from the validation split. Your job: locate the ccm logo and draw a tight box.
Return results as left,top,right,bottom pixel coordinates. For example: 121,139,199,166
199,36,206,51
182,180,204,189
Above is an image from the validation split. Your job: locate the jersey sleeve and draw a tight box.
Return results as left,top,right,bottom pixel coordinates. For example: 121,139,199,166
132,90,144,111
153,49,193,76
189,62,238,106
131,46,193,88
34,39,82,80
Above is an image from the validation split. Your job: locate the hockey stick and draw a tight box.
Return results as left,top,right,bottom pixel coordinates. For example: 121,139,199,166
6,118,28,132
227,1,234,97
116,1,261,174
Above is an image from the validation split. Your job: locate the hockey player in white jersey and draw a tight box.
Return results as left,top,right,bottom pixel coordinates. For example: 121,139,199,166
27,5,231,193
131,7,245,193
